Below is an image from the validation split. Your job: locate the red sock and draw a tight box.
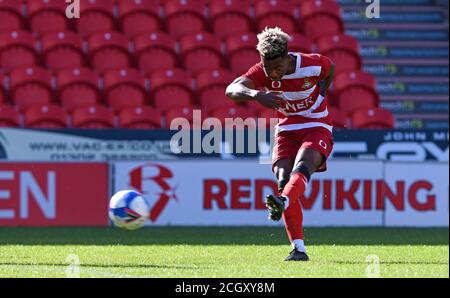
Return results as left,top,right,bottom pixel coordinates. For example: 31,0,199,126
281,173,308,241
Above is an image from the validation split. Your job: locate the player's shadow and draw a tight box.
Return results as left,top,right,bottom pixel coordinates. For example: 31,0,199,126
0,227,448,246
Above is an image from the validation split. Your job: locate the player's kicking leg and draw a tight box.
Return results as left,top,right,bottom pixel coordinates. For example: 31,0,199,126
266,148,326,262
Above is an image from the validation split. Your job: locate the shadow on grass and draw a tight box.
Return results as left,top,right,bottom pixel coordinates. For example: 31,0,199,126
0,227,448,246
0,262,206,270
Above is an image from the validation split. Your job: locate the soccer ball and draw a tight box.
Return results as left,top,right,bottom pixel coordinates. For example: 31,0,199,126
109,190,150,230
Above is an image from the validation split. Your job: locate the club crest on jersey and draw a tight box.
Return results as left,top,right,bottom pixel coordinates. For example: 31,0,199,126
272,81,281,89
302,79,313,89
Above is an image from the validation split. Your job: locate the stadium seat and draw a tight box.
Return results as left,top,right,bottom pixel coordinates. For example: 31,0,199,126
24,104,68,128
26,0,68,35
247,99,270,116
0,0,23,32
165,105,201,129
316,34,361,74
334,71,379,116
134,32,177,75
226,33,259,75
209,0,252,39
351,107,395,129
254,0,297,34
119,106,163,129
41,31,84,71
118,0,162,38
9,67,53,111
165,0,206,39
57,68,101,112
75,0,115,38
103,68,147,112
179,32,223,76
209,104,256,128
196,68,236,114
0,30,38,73
150,68,193,113
299,0,344,41
0,104,20,127
88,31,131,74
288,33,313,53
72,105,115,128
0,73,4,103
327,106,348,128
257,109,278,128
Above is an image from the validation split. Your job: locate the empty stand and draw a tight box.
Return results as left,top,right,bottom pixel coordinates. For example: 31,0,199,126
103,68,147,112
150,68,193,113
134,32,178,75
41,31,85,71
24,104,68,128
0,104,20,127
57,67,101,112
0,0,23,32
209,0,253,39
9,67,53,111
0,30,37,73
119,105,163,129
118,0,162,38
88,31,130,74
72,104,115,128
26,0,68,35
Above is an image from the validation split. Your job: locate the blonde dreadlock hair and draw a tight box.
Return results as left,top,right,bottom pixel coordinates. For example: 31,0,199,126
256,27,291,60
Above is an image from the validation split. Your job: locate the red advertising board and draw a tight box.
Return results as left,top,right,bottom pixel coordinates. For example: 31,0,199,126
0,163,109,226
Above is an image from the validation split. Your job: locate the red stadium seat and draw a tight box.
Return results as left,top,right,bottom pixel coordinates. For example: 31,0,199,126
150,68,193,113
76,0,115,38
288,33,313,53
119,0,162,38
257,109,278,128
255,0,297,34
119,106,163,129
26,0,68,35
41,31,84,71
165,105,201,129
209,0,252,39
0,0,23,32
57,68,101,112
316,34,361,74
0,105,20,127
180,32,223,76
9,67,53,111
134,32,177,75
209,104,256,128
351,108,395,129
103,68,147,112
196,68,236,114
246,100,266,116
226,33,259,75
334,71,379,116
88,31,131,74
165,0,206,39
24,104,68,128
299,0,344,41
0,30,38,73
72,105,115,128
0,73,5,103
327,106,348,128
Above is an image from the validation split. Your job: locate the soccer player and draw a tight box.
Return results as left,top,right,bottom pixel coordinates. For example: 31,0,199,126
225,27,335,261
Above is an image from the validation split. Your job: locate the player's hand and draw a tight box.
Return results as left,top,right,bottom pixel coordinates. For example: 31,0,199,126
255,91,283,109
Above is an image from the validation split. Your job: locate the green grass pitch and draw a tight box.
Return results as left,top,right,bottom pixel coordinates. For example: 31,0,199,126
0,227,447,278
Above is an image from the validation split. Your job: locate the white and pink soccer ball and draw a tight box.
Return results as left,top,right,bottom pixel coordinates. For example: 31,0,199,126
108,190,150,230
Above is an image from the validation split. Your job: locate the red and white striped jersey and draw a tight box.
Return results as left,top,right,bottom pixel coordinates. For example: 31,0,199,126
243,52,334,134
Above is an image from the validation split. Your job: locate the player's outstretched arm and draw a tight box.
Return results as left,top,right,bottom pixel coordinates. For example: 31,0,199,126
318,64,335,97
225,76,282,109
